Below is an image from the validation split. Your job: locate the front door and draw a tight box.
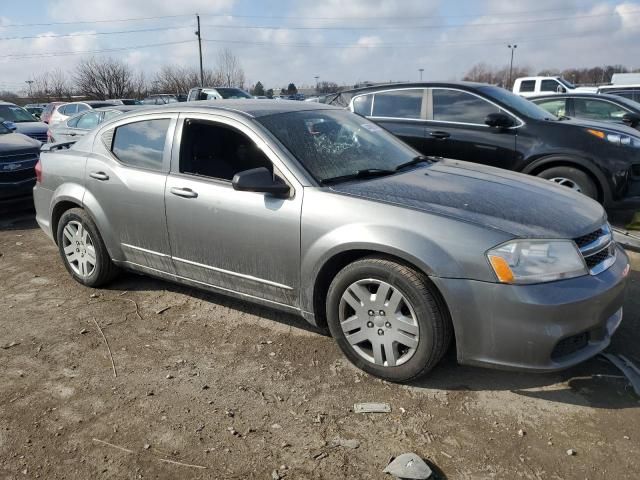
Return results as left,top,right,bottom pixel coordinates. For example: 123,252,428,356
426,88,518,170
84,113,177,273
164,115,302,308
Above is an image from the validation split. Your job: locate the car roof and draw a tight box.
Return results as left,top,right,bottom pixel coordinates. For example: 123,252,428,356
94,105,148,112
332,81,490,96
65,100,118,106
121,99,341,118
528,92,640,107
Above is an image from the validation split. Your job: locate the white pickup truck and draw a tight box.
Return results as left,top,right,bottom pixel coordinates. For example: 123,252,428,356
513,76,596,97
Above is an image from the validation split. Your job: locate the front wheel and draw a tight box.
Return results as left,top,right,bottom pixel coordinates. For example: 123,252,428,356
326,256,452,382
537,166,598,200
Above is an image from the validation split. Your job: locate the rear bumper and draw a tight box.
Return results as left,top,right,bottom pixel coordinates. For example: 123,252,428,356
33,185,55,242
433,245,629,372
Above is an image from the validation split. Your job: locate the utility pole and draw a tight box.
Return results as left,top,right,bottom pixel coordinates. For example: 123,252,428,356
418,68,424,81
25,80,34,99
508,44,517,88
314,75,319,91
195,14,204,87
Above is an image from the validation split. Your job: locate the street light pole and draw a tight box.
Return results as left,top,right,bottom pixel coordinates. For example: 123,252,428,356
314,75,319,91
195,14,204,87
419,68,424,81
508,44,517,88
25,80,34,99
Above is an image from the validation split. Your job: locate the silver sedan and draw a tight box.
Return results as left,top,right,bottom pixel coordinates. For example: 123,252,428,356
47,106,146,143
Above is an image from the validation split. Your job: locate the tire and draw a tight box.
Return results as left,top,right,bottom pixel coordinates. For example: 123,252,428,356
326,256,452,382
537,166,598,200
56,208,118,288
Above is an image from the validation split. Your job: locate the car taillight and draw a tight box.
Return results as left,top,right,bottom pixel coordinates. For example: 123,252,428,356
35,160,42,183
47,129,54,143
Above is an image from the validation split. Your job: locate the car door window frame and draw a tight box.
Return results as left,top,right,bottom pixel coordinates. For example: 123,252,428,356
427,87,523,128
97,112,178,174
349,88,428,121
169,113,302,197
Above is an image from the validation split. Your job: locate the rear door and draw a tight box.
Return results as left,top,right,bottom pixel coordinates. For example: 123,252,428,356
427,88,519,169
350,89,429,154
84,112,178,273
164,114,302,307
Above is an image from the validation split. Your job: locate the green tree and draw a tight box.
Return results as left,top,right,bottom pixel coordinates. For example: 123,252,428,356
252,81,265,96
266,88,274,98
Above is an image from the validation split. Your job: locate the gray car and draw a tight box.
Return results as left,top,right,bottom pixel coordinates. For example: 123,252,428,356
33,101,629,381
48,105,146,143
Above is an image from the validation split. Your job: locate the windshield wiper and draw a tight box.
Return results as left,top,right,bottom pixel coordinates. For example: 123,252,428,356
394,155,432,171
320,168,396,185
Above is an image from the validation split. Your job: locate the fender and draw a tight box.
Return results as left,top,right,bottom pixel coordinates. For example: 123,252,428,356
80,189,126,262
521,155,613,204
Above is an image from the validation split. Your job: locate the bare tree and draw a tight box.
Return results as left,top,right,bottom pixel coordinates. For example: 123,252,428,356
463,63,531,89
151,65,221,94
316,81,340,94
28,69,73,102
74,57,142,99
214,48,245,88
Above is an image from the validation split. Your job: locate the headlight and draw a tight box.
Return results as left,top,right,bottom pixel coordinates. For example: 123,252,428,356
587,128,640,148
487,239,587,284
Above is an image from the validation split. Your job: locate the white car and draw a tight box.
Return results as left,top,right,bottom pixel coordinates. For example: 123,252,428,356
48,101,117,127
512,76,596,98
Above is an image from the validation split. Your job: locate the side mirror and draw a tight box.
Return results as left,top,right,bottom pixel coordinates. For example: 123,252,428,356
557,85,566,93
232,167,290,198
2,120,17,131
622,112,640,128
485,112,515,129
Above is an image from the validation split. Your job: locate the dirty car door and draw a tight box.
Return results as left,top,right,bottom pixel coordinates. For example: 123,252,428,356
84,113,177,273
164,114,302,307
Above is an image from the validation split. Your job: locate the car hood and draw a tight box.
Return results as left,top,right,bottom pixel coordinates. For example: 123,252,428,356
13,121,48,134
330,159,606,239
0,132,41,155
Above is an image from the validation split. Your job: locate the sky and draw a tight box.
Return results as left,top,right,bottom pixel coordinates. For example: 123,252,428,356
1,0,640,93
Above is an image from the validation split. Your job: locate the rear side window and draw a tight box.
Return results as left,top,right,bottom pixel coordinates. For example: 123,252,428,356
541,80,561,92
111,119,170,171
573,99,628,121
76,111,102,129
372,89,423,119
77,104,89,112
61,104,78,115
519,80,535,92
352,94,373,116
433,89,500,124
534,98,567,117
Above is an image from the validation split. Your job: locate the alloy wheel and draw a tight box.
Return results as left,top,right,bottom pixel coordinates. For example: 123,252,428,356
549,177,582,192
61,220,96,278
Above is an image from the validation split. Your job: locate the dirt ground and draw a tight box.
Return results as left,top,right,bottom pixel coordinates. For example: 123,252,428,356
1,206,639,480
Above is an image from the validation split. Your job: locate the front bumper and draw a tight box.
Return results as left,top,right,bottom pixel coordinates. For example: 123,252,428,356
0,177,36,201
433,245,629,372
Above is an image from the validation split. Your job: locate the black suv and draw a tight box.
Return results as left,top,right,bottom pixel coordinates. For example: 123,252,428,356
330,82,640,207
0,122,41,201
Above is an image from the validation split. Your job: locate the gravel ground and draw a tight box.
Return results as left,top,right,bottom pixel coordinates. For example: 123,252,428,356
1,208,639,480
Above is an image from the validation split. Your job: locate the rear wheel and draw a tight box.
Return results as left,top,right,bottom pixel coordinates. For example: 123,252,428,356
326,256,451,382
56,208,118,287
537,166,598,200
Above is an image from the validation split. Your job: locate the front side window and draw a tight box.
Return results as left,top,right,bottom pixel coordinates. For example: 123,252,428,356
573,99,628,121
111,119,170,171
77,104,89,112
541,80,562,92
0,105,36,123
352,94,373,116
534,98,567,117
433,89,500,124
103,110,123,122
76,111,102,129
257,109,421,184
215,88,252,99
371,89,423,119
519,80,535,92
63,104,78,115
179,119,272,181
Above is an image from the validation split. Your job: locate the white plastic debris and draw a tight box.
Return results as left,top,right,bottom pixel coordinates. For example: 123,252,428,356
354,402,391,413
383,453,432,479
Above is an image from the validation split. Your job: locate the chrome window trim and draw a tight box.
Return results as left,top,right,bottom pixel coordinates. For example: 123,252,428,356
349,87,427,120
429,87,524,129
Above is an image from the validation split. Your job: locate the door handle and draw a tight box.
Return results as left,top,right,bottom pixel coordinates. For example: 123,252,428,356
89,171,109,181
429,131,451,139
170,187,198,199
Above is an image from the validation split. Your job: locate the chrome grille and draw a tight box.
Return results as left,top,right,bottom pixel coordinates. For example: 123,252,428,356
0,152,38,163
574,224,616,275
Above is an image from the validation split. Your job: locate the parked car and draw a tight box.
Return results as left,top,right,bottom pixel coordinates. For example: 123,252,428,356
41,102,64,124
596,85,640,103
186,87,252,101
33,100,628,381
530,93,640,130
334,82,640,207
48,101,117,128
513,76,596,97
24,105,44,119
106,99,141,105
48,105,145,143
0,121,41,201
142,94,183,105
0,101,48,142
